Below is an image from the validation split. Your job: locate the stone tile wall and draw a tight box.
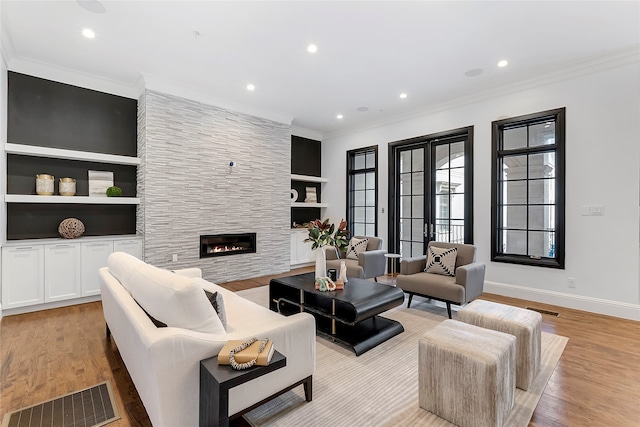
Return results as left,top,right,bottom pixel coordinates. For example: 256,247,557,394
137,90,291,283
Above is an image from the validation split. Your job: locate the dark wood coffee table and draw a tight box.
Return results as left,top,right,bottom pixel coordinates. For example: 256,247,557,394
269,273,404,355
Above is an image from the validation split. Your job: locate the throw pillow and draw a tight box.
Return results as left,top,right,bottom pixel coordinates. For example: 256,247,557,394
204,290,227,331
424,246,458,276
136,300,167,328
346,237,369,260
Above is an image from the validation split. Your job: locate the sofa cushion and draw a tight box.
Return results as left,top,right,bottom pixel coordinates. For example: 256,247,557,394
205,290,228,331
346,237,369,260
107,252,225,334
424,246,457,276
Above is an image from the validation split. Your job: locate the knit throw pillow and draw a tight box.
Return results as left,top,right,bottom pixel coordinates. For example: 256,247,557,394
424,246,458,276
346,237,369,260
204,290,227,331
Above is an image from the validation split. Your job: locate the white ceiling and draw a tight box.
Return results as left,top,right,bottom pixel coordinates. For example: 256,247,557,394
2,1,639,137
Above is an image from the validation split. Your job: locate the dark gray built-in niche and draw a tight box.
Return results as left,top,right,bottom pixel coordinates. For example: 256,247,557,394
291,135,322,225
6,72,138,239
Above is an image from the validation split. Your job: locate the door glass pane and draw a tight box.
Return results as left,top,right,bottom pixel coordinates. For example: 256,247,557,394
451,219,465,244
503,127,527,150
435,195,450,219
354,207,365,222
529,122,555,147
529,152,555,179
400,196,411,218
503,205,527,229
412,220,424,242
354,190,365,206
435,144,449,169
451,193,464,219
502,155,527,180
354,174,365,190
400,151,412,173
450,142,465,167
412,242,424,257
528,231,555,257
412,195,424,218
412,171,424,194
365,172,375,189
435,219,449,242
400,241,412,258
354,223,365,236
412,148,424,172
354,153,365,169
450,167,464,189
400,219,411,240
503,230,527,255
528,179,554,204
400,173,412,195
435,170,450,193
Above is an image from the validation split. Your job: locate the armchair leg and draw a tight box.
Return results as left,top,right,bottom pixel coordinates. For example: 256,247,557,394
407,293,413,308
446,302,452,319
374,277,378,282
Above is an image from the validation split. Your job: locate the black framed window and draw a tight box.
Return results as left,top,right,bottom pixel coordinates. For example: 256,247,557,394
347,146,378,237
491,107,565,268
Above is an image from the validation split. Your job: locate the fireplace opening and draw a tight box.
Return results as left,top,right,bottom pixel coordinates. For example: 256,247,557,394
200,233,257,258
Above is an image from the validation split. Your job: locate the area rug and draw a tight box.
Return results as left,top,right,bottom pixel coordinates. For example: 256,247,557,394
1,381,120,427
237,286,568,427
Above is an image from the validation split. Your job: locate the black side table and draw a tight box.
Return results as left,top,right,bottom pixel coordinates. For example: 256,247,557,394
199,350,286,427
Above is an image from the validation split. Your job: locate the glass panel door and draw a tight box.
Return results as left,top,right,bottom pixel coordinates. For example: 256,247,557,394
389,127,473,259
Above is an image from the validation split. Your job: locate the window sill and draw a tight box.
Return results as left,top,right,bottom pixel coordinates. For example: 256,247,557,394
491,254,564,269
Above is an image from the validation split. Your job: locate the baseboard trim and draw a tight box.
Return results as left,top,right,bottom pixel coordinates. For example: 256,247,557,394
1,295,101,317
484,281,640,321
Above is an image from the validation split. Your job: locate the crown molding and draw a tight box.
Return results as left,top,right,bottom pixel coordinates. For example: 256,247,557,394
6,56,138,99
291,126,324,141
324,46,640,140
140,73,294,126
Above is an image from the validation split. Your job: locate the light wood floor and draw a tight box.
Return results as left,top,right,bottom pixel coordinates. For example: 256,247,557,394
1,267,639,426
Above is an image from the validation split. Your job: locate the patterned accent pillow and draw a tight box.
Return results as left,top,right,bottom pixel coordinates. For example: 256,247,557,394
204,290,227,331
136,300,167,328
424,246,458,276
346,237,369,260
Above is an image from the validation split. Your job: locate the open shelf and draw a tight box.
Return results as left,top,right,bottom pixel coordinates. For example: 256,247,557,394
291,202,328,208
5,143,140,166
5,195,140,205
291,174,328,183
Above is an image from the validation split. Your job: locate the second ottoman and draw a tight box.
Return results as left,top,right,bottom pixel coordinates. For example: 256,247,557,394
458,299,542,390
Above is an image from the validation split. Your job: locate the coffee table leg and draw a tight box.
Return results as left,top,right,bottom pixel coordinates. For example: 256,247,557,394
332,299,336,335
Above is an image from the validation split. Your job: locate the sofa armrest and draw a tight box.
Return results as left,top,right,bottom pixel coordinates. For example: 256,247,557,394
455,262,486,301
358,249,387,278
400,256,426,275
173,267,202,278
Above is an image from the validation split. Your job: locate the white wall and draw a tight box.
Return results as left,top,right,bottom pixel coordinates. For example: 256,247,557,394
323,61,640,320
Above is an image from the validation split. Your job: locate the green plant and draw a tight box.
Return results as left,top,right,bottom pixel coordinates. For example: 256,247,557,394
106,186,123,197
305,218,350,252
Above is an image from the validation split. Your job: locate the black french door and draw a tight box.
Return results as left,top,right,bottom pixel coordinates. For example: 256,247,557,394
388,126,474,259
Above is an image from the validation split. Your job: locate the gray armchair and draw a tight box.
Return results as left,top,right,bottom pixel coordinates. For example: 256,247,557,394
396,241,485,318
325,236,387,281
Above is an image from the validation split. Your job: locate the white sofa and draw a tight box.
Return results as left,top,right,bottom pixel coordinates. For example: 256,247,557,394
99,252,316,427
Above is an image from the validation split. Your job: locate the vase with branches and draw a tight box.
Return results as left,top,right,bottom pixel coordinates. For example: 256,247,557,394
305,218,350,279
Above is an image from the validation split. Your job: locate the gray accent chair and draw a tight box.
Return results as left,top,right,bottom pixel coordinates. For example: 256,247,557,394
396,241,485,318
325,236,387,281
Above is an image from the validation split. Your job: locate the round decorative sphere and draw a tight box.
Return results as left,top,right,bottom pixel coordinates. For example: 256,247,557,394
58,218,85,239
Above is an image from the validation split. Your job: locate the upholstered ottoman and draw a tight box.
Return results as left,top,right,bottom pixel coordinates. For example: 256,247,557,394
458,299,542,390
419,319,516,427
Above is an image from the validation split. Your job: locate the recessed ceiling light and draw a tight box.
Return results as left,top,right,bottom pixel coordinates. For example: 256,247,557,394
356,107,369,112
465,68,483,77
82,28,95,39
246,84,255,91
336,114,343,119
498,60,509,68
307,44,318,53
400,93,408,99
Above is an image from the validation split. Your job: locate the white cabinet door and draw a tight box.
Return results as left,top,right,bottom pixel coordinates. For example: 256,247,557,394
44,243,81,302
114,239,142,259
81,241,114,297
291,230,315,265
1,245,45,309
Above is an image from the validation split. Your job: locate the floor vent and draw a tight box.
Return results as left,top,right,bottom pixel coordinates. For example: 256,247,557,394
2,381,120,427
526,307,560,317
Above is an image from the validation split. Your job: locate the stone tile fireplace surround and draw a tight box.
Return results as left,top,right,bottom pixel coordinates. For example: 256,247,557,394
137,90,291,283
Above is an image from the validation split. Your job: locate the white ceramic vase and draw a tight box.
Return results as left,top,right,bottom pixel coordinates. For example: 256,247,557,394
339,260,348,284
315,247,327,279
